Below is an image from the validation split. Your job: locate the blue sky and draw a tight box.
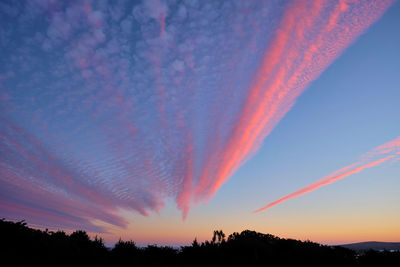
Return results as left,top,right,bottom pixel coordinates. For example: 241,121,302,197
0,0,399,245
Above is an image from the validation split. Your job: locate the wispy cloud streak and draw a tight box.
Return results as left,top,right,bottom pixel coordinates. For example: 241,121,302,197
254,137,400,213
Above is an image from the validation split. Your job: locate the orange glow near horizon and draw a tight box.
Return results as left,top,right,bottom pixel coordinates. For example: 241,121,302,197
87,206,400,246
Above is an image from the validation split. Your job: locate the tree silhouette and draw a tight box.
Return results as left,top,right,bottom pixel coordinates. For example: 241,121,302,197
192,238,199,248
1,218,399,267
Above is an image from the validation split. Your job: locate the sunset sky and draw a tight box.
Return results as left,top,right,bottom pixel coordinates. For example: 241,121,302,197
1,0,399,246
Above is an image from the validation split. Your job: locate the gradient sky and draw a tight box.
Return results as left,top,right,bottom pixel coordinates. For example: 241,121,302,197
1,0,399,246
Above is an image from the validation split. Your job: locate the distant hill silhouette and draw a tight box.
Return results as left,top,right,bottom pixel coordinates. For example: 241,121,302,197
338,241,400,251
1,218,399,267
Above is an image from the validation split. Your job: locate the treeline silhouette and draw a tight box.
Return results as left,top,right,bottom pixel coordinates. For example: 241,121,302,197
1,219,399,266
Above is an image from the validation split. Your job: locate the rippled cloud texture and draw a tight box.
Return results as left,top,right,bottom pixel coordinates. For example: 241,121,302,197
0,0,394,231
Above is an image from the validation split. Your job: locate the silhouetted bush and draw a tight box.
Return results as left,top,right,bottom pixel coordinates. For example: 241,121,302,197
1,219,399,267
112,239,139,266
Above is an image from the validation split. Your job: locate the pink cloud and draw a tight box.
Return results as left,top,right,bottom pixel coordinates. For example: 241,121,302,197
254,136,400,213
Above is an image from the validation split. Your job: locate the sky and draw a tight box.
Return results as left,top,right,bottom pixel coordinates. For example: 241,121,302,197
0,0,399,246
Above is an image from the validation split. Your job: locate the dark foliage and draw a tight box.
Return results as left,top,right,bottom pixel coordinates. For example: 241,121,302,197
0,219,108,267
1,219,399,267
